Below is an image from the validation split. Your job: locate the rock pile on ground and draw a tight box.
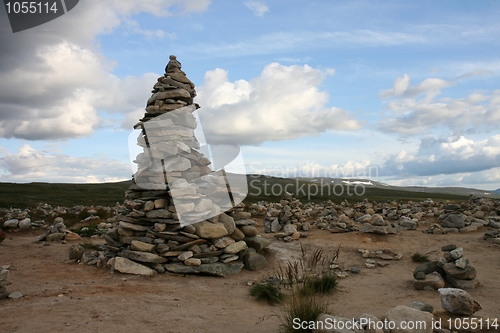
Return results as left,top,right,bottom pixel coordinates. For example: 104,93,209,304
103,56,269,276
358,248,403,269
35,217,81,242
484,229,500,244
413,244,479,290
0,203,115,235
0,266,22,301
257,195,500,237
263,192,308,234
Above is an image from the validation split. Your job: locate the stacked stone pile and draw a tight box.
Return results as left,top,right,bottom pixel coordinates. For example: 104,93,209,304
440,244,479,289
484,229,500,244
0,266,23,300
0,266,10,300
263,192,308,233
35,217,81,242
1,206,44,230
413,244,479,290
103,56,269,276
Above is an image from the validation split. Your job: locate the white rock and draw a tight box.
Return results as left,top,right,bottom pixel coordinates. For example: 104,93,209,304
3,219,19,228
18,218,32,229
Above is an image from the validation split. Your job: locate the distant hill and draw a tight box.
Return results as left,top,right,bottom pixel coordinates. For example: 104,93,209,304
294,177,500,197
0,181,131,209
0,175,498,209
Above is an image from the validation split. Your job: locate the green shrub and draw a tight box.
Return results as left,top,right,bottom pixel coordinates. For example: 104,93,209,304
249,283,285,305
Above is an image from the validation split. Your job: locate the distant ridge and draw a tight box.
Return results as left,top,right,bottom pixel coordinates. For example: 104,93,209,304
0,176,499,209
293,177,500,198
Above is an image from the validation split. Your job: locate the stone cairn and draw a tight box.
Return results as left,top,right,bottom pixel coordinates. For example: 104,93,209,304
104,55,269,276
263,192,309,241
413,244,479,290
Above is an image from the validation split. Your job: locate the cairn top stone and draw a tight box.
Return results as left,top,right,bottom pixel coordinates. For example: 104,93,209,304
165,54,183,74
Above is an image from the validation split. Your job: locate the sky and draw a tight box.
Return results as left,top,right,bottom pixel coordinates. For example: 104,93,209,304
0,0,499,190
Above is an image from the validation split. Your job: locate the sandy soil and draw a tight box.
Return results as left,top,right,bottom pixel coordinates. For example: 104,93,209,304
1,219,499,333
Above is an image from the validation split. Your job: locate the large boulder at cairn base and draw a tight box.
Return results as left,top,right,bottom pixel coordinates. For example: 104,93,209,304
438,288,482,316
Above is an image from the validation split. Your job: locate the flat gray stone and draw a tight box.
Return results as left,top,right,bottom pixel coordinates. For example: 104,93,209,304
445,276,480,289
244,236,271,252
359,223,396,235
224,241,247,254
113,257,156,276
218,213,236,235
119,221,150,231
164,262,244,277
8,291,23,299
120,250,167,264
443,262,476,280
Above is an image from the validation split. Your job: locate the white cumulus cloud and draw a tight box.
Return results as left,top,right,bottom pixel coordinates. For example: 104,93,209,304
381,135,500,177
0,144,130,183
379,74,500,136
196,63,361,145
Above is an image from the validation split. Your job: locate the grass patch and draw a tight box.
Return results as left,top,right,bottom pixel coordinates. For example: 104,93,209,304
0,181,130,209
269,244,339,332
249,283,285,305
279,293,330,333
411,252,430,263
300,274,338,296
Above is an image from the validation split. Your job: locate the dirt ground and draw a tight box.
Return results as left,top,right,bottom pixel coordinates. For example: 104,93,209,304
1,219,499,333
